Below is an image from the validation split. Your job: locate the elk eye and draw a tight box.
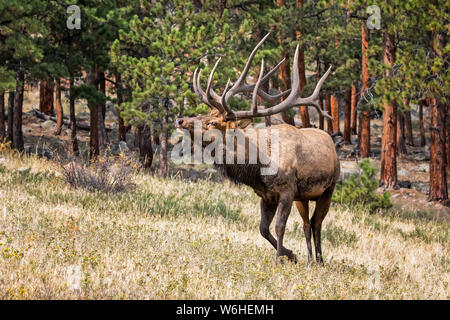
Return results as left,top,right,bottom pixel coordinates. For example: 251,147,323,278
209,121,217,126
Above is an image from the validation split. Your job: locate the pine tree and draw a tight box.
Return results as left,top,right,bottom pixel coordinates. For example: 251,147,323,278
110,1,240,174
0,0,49,151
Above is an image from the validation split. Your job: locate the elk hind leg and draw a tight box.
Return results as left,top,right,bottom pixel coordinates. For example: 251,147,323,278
275,194,297,264
311,186,334,264
295,200,313,265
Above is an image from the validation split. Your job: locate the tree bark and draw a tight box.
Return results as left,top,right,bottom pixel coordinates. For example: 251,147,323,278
325,93,332,134
446,101,450,174
218,0,227,18
69,77,79,155
97,70,108,147
402,97,413,146
87,71,99,160
419,101,426,147
331,95,339,133
380,32,398,189
116,74,126,142
343,88,352,144
6,91,14,143
360,24,371,158
429,97,448,201
39,80,54,116
429,31,448,202
396,111,407,155
13,68,24,151
318,97,324,130
316,60,324,130
296,0,309,128
159,127,168,177
54,80,63,135
159,100,169,178
0,91,5,141
138,124,153,169
276,0,295,126
350,81,358,134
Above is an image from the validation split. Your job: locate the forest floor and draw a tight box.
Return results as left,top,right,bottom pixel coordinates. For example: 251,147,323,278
19,88,450,215
0,148,448,299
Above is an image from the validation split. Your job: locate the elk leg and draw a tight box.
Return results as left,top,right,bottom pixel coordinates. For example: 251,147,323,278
311,187,333,264
260,199,278,250
295,200,312,265
275,195,297,264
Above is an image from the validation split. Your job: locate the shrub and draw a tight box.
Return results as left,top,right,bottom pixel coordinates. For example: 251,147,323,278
333,158,392,211
60,156,135,193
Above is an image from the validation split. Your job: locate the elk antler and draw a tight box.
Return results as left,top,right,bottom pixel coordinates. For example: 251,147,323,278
193,33,333,121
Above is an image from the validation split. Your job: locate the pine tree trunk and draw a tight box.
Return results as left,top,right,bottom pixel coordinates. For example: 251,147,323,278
7,92,14,143
419,101,426,147
360,111,371,157
357,113,362,149
404,111,414,146
0,91,5,141
360,24,371,158
296,0,309,128
350,81,358,134
159,100,169,177
319,97,324,130
429,32,448,202
54,80,63,136
380,32,398,189
39,80,54,116
13,68,24,151
116,74,126,142
97,71,108,148
276,0,295,126
69,77,79,156
87,71,99,160
331,95,339,133
343,88,352,144
316,60,324,130
278,53,295,126
397,111,407,155
138,124,153,169
325,93,332,134
446,101,450,173
429,97,448,201
218,0,227,18
159,127,168,177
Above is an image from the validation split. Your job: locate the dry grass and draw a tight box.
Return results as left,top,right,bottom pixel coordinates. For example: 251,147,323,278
60,157,136,194
0,148,448,300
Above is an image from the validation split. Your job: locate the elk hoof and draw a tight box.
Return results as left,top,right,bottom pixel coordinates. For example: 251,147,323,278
288,253,298,264
316,254,324,265
275,256,285,265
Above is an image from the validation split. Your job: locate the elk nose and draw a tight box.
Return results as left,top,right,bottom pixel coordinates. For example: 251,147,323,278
177,118,184,126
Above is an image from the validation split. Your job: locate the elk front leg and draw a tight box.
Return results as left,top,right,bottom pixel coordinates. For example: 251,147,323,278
275,195,297,264
295,200,313,265
311,186,333,264
260,199,278,250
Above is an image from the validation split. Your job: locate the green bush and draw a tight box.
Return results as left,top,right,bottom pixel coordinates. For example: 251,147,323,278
333,159,392,211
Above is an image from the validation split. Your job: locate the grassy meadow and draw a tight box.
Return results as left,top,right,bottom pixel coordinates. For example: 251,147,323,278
0,149,448,300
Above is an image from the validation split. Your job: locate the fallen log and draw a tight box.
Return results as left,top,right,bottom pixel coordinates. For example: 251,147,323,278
28,108,112,132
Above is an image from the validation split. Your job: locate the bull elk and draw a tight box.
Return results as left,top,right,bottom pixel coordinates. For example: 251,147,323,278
176,33,340,264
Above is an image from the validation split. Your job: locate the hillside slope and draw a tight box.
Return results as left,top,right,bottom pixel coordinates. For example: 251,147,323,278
0,151,448,299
